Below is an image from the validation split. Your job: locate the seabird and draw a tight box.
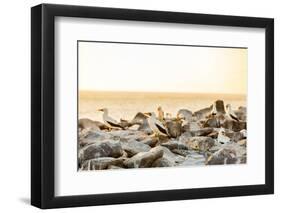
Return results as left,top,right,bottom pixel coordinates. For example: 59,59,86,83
211,102,217,115
177,109,193,123
157,106,165,122
217,128,230,144
226,104,239,122
144,112,169,137
98,108,124,129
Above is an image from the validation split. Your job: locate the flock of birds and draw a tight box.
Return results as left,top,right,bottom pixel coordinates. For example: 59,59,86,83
97,101,241,138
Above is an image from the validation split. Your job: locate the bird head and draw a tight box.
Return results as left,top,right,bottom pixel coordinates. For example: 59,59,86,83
143,112,152,118
157,106,162,111
98,108,108,113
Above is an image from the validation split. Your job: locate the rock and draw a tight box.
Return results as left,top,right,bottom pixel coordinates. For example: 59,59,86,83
180,151,206,166
213,100,226,114
171,149,189,156
222,119,246,131
138,121,153,134
206,147,237,165
140,137,159,147
206,142,246,165
207,131,219,138
79,118,107,130
124,146,164,168
161,140,189,151
186,136,215,152
238,139,247,146
179,132,192,143
190,127,213,137
160,146,185,164
177,109,193,122
234,107,247,121
166,120,182,138
108,165,124,169
152,158,174,167
120,139,151,157
79,131,111,146
81,157,124,170
193,106,212,120
80,140,123,161
231,131,244,142
203,117,220,128
189,122,202,131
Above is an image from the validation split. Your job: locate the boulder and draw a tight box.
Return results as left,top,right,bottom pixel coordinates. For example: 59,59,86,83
124,146,164,168
152,158,174,167
81,157,124,170
81,130,111,143
193,106,212,120
140,137,159,147
161,140,189,151
221,119,246,131
203,117,220,128
166,120,182,138
190,127,213,137
120,139,151,157
179,132,193,143
177,109,193,122
160,146,185,164
180,151,206,166
206,148,237,165
186,136,215,152
80,140,123,161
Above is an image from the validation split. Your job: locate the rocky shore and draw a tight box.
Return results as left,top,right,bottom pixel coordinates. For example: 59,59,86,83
78,100,247,171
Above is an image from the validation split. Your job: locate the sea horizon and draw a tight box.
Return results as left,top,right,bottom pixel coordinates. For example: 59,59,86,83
79,90,246,122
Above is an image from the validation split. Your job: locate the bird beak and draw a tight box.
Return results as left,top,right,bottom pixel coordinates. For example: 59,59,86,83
143,112,150,118
97,108,103,112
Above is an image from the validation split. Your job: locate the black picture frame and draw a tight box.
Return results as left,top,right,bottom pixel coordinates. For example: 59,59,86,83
31,3,274,209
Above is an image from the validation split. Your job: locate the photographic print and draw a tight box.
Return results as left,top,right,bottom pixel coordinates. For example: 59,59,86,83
78,41,247,171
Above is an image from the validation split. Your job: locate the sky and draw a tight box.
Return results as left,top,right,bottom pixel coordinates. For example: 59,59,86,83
78,41,247,95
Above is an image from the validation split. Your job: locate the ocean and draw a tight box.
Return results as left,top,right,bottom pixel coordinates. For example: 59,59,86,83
79,91,246,122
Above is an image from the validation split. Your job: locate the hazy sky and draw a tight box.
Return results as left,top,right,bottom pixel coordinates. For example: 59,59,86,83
79,41,247,94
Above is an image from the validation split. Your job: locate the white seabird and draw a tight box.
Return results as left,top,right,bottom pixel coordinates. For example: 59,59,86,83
217,128,230,144
226,104,239,122
144,112,169,137
98,108,124,129
157,106,165,122
211,102,217,115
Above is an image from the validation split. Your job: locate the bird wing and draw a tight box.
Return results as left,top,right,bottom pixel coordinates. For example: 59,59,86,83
154,119,168,135
104,115,123,128
230,113,239,122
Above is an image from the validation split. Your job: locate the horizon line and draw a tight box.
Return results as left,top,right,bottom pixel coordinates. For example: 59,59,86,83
79,90,246,96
